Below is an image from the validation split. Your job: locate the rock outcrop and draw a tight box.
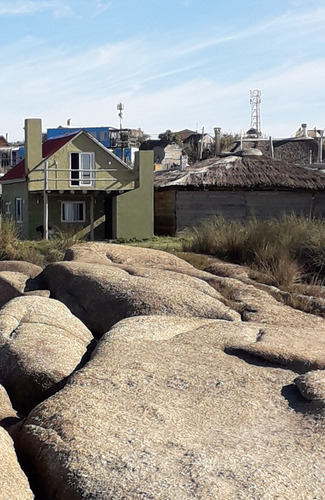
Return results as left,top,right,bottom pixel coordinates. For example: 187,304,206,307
0,427,33,500
0,261,42,278
0,246,324,499
0,296,93,414
14,315,325,499
35,260,238,336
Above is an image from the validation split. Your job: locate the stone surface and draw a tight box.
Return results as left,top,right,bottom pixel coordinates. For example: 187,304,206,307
0,427,34,500
0,270,50,309
0,260,42,278
295,370,325,403
0,296,93,414
14,316,325,499
64,242,202,276
0,271,27,308
36,260,239,337
0,384,17,421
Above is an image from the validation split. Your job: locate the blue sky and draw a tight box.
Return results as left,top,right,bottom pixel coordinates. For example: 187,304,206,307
1,0,325,141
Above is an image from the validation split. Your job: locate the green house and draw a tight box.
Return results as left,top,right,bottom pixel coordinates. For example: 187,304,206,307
1,119,154,240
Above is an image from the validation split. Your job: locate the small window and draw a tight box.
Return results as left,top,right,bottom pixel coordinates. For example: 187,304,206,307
61,201,85,222
70,152,95,187
4,201,11,215
15,198,23,222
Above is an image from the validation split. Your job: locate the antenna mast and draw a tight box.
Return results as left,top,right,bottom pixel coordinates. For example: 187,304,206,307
249,89,262,136
117,102,124,130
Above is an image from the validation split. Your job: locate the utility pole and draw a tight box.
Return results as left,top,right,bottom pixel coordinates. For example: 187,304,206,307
43,161,49,240
199,127,204,160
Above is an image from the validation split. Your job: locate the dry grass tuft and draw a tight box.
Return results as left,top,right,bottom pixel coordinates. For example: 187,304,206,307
0,220,86,266
182,214,325,289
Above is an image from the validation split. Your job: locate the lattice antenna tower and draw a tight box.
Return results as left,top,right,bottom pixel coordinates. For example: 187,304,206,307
249,89,262,136
117,102,124,130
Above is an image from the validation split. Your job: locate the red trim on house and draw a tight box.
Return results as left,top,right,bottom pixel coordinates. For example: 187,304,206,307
1,133,78,181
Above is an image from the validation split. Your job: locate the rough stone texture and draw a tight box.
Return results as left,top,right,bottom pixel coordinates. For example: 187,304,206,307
199,265,325,371
0,260,42,278
0,271,27,308
64,242,202,276
0,270,50,309
14,316,325,500
36,261,239,337
0,427,34,500
0,296,93,414
0,384,17,421
295,370,325,403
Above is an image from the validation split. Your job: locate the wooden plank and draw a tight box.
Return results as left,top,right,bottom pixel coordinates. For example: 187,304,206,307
176,191,246,230
154,191,176,235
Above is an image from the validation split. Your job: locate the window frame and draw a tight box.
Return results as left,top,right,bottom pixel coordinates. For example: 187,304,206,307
61,201,86,223
15,198,23,223
4,201,11,215
70,152,95,187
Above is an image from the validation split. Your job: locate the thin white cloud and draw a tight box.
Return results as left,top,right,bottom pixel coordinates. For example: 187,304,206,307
1,2,325,140
0,1,74,17
177,6,325,56
0,0,111,17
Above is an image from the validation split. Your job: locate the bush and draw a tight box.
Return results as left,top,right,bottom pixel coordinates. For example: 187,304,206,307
0,220,86,266
182,214,325,288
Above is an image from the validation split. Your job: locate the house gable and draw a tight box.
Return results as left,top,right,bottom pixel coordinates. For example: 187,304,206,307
27,131,136,192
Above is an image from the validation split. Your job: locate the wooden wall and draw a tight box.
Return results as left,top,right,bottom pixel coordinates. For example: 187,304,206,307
154,189,325,234
154,190,176,235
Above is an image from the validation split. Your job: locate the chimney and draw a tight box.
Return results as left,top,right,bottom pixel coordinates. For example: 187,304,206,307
214,127,221,156
24,118,42,174
301,123,307,138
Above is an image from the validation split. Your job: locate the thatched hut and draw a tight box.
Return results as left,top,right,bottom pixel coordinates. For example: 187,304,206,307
154,151,325,235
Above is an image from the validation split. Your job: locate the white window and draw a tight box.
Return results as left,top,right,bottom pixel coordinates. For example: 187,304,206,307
61,201,85,222
15,198,23,222
70,152,95,187
4,201,11,215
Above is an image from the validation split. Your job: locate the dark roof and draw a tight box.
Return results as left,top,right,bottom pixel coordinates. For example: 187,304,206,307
1,133,78,182
183,133,202,144
176,129,197,141
140,139,172,150
154,154,325,191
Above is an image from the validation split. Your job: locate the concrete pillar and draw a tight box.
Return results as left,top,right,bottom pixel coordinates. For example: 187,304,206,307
25,118,42,174
214,127,221,156
301,123,307,138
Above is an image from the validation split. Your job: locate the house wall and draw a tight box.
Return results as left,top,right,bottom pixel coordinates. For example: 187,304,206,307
28,134,135,192
154,189,325,234
154,190,176,235
162,144,182,169
1,182,29,238
28,193,107,240
113,151,154,240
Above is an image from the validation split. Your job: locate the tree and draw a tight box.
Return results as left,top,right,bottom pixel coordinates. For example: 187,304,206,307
158,130,182,146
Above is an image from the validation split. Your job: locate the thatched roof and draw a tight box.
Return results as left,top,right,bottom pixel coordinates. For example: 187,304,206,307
154,153,325,191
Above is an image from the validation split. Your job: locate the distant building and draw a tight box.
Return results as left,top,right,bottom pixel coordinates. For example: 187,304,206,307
140,140,184,171
47,125,146,165
1,119,154,241
0,135,23,171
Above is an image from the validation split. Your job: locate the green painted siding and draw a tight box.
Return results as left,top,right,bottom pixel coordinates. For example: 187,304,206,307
28,193,107,240
1,182,29,239
114,151,154,240
28,133,135,192
2,133,154,242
